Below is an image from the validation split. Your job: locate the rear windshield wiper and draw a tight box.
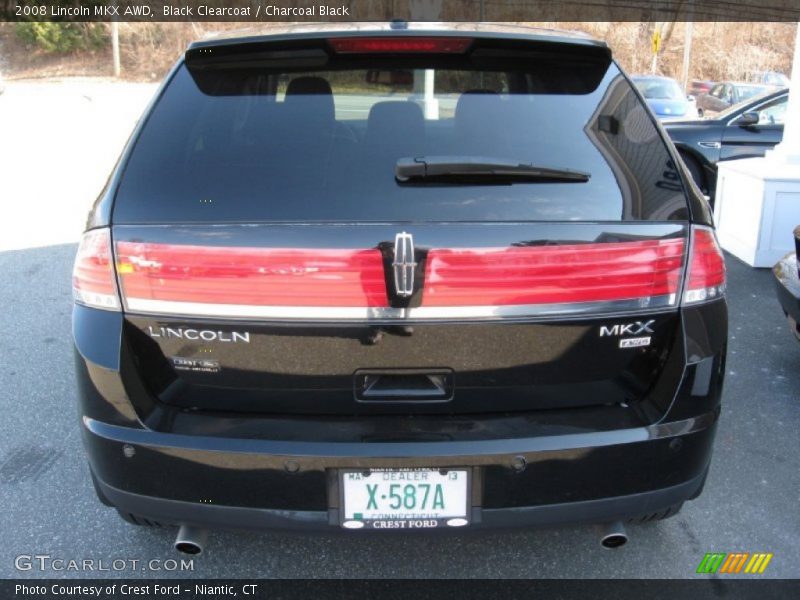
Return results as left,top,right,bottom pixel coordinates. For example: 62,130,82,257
395,156,590,185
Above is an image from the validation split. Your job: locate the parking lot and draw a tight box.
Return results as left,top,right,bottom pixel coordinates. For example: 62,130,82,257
0,80,798,579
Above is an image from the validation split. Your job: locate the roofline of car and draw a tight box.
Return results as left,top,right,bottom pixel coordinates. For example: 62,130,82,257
187,22,608,52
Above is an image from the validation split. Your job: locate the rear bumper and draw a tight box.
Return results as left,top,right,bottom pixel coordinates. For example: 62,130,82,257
94,469,707,532
83,411,718,532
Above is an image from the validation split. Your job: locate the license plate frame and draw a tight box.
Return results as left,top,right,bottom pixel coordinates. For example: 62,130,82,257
339,467,471,530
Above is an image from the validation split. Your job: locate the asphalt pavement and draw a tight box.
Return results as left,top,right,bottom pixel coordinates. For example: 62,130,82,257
0,80,799,580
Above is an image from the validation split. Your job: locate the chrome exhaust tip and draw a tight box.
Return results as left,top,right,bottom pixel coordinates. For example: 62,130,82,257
599,521,628,549
174,525,208,555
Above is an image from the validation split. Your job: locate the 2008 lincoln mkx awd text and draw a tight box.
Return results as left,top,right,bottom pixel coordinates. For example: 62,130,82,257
72,22,727,553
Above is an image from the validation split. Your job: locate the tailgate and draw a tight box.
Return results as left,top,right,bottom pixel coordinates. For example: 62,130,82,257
114,222,687,416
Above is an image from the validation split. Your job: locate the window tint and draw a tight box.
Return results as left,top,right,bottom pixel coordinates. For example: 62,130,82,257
736,84,768,103
756,96,788,125
723,85,734,103
634,78,683,100
113,57,687,223
274,70,511,120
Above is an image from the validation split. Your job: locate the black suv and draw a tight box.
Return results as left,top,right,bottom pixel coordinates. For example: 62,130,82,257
72,23,727,552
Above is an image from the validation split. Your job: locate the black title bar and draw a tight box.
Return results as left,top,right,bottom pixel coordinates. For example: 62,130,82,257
2,0,800,22
4,579,800,600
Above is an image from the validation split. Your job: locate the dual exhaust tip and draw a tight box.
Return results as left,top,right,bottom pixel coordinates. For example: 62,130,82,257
599,521,629,549
174,525,208,555
172,521,627,554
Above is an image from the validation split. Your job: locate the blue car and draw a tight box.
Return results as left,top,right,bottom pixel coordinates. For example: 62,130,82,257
632,75,698,120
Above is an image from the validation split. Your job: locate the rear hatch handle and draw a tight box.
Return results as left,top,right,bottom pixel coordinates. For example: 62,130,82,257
355,369,454,403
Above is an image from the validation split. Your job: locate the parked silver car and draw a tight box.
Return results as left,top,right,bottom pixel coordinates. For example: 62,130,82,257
696,81,771,117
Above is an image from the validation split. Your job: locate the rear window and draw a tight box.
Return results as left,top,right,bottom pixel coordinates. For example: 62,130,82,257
634,77,684,101
113,42,687,223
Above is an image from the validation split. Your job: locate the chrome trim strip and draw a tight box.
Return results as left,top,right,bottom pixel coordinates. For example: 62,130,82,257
124,294,678,322
125,298,403,320
408,295,676,319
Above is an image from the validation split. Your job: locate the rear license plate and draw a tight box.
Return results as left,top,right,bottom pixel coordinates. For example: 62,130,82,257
340,468,470,530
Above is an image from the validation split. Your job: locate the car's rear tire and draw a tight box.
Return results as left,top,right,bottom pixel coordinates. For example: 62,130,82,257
679,151,708,196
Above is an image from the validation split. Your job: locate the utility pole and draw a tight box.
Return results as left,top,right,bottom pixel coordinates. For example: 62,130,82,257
681,21,693,93
111,0,120,78
111,20,120,78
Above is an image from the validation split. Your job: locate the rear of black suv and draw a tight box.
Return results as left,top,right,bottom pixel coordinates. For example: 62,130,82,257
73,24,727,540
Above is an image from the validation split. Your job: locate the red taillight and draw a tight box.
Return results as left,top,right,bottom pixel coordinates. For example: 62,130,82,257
328,37,473,54
72,228,120,311
110,234,706,319
683,226,726,304
116,242,388,311
422,239,685,307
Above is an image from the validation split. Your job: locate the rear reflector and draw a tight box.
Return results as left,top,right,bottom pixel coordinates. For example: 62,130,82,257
116,242,388,309
683,226,726,305
72,228,120,311
422,239,686,307
328,37,473,54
